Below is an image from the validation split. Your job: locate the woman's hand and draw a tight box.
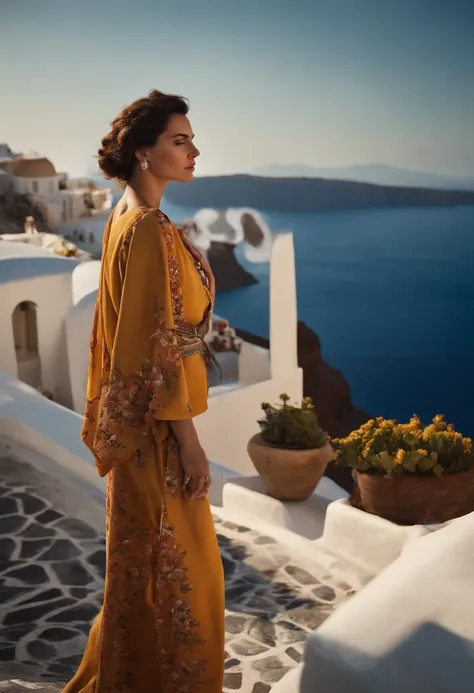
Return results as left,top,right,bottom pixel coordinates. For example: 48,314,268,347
178,230,216,302
179,438,212,500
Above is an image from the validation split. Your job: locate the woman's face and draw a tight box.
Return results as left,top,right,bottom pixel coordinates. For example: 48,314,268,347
143,113,200,183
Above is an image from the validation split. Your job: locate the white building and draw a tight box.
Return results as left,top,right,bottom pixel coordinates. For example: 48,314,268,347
0,216,94,262
0,251,78,408
0,142,21,173
7,150,113,230
0,169,13,194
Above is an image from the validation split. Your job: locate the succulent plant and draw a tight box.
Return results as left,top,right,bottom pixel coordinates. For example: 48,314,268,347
257,394,328,450
332,414,474,476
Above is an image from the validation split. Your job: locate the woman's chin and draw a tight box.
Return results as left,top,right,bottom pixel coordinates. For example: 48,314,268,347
171,169,196,183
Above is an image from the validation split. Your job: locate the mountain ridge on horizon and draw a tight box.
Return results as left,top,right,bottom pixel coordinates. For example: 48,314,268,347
164,173,474,213
84,163,474,213
251,163,474,191
86,162,474,194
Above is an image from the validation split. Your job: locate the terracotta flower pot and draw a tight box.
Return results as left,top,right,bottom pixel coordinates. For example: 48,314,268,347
247,433,333,502
352,466,474,525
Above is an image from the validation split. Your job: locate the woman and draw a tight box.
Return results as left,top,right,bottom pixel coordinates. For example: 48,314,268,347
63,90,225,693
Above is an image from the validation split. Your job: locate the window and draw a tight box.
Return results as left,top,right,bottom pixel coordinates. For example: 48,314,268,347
11,301,42,390
13,301,39,352
32,181,39,193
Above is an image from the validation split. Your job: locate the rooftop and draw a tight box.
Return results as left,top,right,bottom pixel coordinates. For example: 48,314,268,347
9,154,57,179
0,234,93,265
0,256,78,284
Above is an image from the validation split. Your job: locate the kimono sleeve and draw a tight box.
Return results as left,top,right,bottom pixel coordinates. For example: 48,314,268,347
91,212,194,475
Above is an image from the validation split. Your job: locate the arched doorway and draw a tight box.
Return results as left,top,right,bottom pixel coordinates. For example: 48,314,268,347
11,301,42,390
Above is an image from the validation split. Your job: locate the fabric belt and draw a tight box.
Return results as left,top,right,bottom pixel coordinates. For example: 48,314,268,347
175,321,222,380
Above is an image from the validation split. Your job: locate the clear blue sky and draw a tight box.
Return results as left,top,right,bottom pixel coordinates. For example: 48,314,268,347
1,0,473,178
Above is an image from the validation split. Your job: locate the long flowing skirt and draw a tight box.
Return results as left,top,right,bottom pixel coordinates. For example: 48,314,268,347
63,433,225,693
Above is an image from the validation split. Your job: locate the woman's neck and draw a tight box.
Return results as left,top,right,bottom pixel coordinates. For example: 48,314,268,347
126,174,168,210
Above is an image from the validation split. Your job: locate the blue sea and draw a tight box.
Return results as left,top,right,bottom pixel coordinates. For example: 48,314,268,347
160,200,474,438
104,195,473,436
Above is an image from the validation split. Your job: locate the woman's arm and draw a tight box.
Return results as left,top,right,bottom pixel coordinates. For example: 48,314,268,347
170,419,211,500
90,211,209,478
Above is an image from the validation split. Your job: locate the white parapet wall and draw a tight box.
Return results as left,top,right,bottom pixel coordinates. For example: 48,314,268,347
298,510,474,693
0,371,240,509
238,340,271,384
0,371,102,493
197,231,302,476
317,499,431,576
198,367,303,476
0,259,76,407
66,291,97,413
270,233,298,380
223,474,348,541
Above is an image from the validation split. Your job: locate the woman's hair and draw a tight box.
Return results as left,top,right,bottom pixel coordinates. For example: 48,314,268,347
97,89,189,182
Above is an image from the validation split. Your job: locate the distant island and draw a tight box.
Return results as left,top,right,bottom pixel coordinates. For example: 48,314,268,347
252,163,474,191
165,174,474,213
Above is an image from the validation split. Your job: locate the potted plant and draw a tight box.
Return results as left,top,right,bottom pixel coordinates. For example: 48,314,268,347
332,414,474,525
247,394,332,502
208,319,242,353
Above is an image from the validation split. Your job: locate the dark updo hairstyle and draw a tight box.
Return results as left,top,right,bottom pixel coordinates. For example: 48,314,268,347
97,89,189,183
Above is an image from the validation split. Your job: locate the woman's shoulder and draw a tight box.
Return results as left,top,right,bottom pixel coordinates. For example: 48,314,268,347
123,206,171,232
115,207,171,244
116,208,179,264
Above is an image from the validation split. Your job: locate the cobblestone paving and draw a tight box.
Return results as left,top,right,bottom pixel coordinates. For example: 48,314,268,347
0,454,360,692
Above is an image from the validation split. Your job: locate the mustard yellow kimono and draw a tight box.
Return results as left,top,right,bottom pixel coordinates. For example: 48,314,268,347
63,208,225,693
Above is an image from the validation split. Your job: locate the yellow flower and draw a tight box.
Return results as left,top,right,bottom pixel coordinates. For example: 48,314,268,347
394,449,406,465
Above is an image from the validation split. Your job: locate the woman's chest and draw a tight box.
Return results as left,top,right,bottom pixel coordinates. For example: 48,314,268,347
175,241,211,326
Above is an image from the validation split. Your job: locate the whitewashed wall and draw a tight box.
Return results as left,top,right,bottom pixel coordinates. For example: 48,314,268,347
239,342,271,384
66,291,96,413
198,233,302,473
300,512,474,693
0,372,106,526
198,368,302,475
0,372,234,510
71,262,101,305
0,264,74,407
67,192,87,220
36,198,62,230
270,233,298,380
12,175,59,196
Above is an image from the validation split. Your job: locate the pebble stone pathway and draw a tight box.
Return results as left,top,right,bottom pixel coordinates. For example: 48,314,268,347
0,452,360,692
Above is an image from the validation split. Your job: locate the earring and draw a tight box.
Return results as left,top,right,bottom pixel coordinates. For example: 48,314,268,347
140,160,149,170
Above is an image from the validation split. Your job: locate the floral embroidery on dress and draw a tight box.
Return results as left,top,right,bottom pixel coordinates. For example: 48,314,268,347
73,209,221,692
87,210,198,471
96,438,211,693
158,436,210,690
163,228,185,321
84,208,212,468
140,207,185,321
97,468,154,692
157,506,208,691
119,226,133,281
92,324,182,469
